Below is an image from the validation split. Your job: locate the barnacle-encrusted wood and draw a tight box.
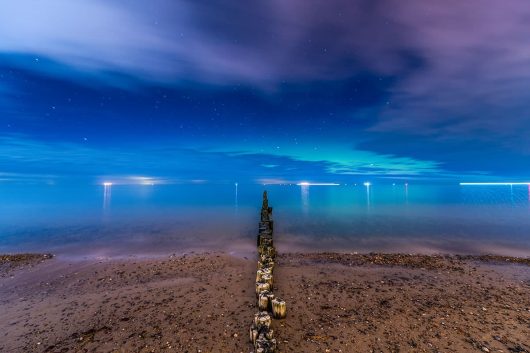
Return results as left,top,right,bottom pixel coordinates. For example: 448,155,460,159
261,273,273,287
256,280,271,297
258,290,274,311
258,259,275,272
254,311,272,330
271,297,287,319
256,267,272,282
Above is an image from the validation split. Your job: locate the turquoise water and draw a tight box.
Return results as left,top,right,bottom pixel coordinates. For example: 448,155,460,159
1,183,529,257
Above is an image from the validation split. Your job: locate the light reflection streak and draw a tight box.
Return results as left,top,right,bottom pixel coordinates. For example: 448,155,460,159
301,184,309,215
297,182,340,186
103,183,112,210
460,182,530,186
365,181,371,208
234,182,238,214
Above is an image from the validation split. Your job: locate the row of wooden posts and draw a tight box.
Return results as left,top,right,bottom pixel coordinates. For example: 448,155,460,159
249,191,286,353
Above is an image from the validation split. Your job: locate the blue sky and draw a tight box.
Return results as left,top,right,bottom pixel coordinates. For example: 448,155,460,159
1,0,530,184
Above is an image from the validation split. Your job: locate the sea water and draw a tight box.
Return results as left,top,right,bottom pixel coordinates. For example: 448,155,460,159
1,183,529,257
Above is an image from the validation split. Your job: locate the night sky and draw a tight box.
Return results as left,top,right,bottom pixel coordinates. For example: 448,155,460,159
2,0,530,184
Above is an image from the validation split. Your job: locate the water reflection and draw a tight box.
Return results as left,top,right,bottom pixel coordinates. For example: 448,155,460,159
364,182,371,208
2,183,530,257
300,184,309,215
103,183,112,210
234,182,239,215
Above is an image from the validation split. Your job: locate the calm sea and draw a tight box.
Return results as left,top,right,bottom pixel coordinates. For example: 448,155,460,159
1,183,529,257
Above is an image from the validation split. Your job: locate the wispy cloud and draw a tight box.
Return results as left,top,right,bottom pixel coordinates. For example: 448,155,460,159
368,1,530,145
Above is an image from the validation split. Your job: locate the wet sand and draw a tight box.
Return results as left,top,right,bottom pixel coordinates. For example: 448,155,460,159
1,252,529,353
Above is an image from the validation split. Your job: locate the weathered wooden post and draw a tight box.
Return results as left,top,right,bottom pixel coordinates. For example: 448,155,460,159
262,190,268,209
256,281,271,297
258,290,274,311
271,297,287,319
256,267,272,282
254,311,272,329
250,191,285,352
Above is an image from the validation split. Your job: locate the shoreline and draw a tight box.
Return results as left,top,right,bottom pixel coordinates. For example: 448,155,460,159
1,249,529,265
1,252,529,352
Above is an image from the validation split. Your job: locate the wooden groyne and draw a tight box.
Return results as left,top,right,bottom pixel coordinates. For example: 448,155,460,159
250,191,286,353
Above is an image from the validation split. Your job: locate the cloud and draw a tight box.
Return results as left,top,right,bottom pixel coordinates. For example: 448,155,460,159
2,1,529,123
368,1,530,143
0,0,424,86
0,1,183,82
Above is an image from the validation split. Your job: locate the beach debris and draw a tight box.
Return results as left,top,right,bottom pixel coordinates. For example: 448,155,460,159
249,191,286,352
0,253,54,276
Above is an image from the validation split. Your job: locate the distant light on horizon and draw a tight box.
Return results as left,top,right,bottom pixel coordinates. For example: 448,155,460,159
297,182,340,186
134,176,156,185
100,176,163,186
363,182,371,187
460,182,530,186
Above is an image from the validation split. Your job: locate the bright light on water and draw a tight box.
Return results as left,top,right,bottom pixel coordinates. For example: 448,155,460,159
460,182,530,186
296,182,340,186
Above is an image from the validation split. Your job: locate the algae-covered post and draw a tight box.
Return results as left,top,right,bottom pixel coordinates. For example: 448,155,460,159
250,191,285,353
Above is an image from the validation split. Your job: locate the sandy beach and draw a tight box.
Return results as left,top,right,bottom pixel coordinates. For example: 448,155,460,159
1,252,529,353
